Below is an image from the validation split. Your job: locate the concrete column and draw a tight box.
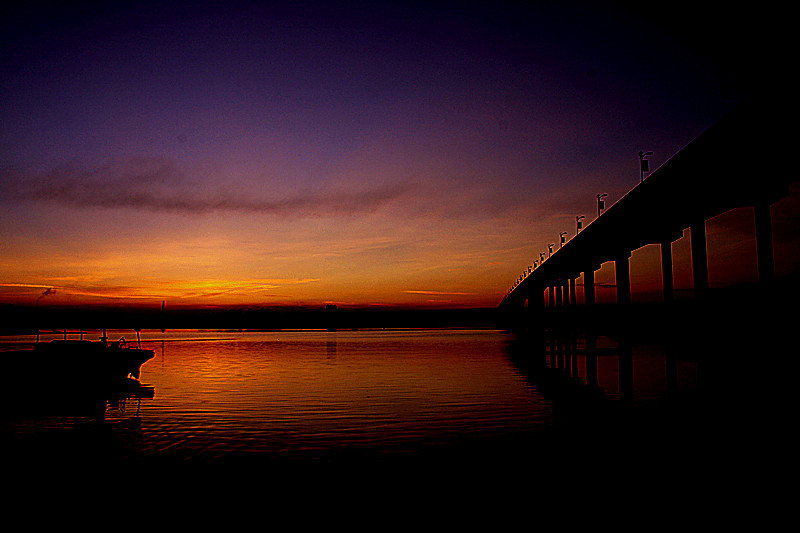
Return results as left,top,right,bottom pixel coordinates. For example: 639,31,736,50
534,285,546,314
691,219,709,299
548,285,555,308
525,284,545,318
569,277,576,307
754,203,775,286
616,252,631,306
661,239,674,304
584,269,595,306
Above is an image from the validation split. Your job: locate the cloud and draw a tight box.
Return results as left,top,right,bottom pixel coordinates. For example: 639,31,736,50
0,277,320,303
2,159,415,217
403,290,475,296
0,283,56,289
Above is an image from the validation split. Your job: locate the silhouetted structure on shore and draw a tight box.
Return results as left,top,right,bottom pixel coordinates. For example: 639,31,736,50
0,303,504,334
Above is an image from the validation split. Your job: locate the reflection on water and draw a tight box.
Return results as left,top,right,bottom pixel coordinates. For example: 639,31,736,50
128,329,555,464
0,327,781,486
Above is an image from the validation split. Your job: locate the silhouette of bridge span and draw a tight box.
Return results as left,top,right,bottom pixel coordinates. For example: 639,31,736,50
500,95,795,320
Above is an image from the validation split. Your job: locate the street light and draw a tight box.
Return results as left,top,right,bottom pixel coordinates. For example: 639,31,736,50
597,194,608,217
560,231,567,248
576,215,585,233
639,151,653,182
548,244,554,256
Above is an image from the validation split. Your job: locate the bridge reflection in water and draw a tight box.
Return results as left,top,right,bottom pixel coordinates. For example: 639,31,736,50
504,308,791,489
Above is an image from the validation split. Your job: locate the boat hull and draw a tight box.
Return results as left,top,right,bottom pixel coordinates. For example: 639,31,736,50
1,340,155,419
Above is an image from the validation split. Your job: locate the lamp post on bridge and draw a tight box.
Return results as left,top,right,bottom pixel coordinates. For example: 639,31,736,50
548,244,554,257
576,215,584,234
597,194,607,217
639,151,653,182
560,232,567,248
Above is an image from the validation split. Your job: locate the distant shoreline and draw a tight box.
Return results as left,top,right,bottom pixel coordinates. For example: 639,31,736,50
0,305,504,335
2,275,796,337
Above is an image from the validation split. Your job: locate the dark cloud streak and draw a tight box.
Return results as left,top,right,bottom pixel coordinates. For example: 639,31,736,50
2,161,415,217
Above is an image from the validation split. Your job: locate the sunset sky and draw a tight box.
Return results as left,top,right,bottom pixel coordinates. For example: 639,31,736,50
1,1,789,309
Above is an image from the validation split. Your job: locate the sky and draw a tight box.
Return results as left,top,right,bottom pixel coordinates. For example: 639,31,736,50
0,0,789,309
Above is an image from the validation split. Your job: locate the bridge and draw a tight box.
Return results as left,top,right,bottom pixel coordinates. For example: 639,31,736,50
497,94,795,468
499,94,795,328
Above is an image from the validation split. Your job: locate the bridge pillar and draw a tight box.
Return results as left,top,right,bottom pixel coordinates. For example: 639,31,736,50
691,219,709,300
584,268,595,306
555,282,563,309
660,237,676,304
569,277,576,307
615,252,631,306
754,202,775,286
559,281,564,308
532,284,546,315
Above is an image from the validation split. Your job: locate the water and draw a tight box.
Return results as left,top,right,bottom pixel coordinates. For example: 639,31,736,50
0,326,782,499
126,329,556,461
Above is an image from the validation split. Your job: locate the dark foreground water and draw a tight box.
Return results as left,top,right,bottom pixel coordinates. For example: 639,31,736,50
0,326,790,512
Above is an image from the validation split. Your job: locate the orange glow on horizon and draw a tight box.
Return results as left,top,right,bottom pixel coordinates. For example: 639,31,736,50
0,277,500,308
4,194,800,310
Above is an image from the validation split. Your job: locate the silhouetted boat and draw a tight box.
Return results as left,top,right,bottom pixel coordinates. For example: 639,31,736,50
32,329,153,379
1,329,156,419
3,329,154,394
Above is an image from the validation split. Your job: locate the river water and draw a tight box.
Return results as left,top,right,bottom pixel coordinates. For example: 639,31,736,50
0,326,786,504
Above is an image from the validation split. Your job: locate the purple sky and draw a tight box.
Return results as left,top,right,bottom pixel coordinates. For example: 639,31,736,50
1,1,781,308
